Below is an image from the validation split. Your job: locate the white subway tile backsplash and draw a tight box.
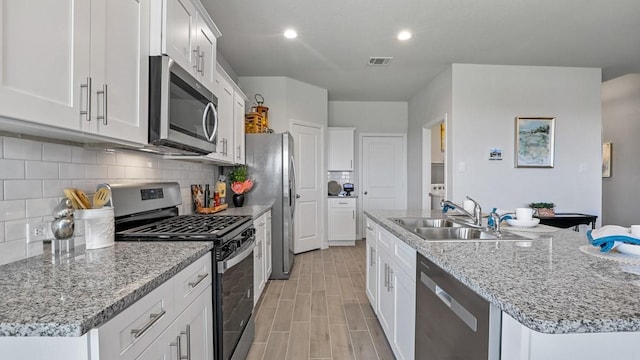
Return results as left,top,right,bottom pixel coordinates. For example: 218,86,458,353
5,180,43,200
42,143,72,162
27,240,43,258
72,147,97,164
0,222,4,242
42,180,73,197
0,159,25,179
26,197,59,218
5,218,28,242
96,150,117,165
107,165,126,179
0,200,26,221
71,180,98,193
3,137,42,160
117,152,153,168
86,164,109,179
0,240,26,265
26,161,59,179
59,163,86,179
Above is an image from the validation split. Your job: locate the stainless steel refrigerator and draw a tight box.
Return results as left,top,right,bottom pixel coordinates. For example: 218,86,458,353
245,132,296,279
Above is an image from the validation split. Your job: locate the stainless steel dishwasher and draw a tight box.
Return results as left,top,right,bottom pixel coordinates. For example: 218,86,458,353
416,253,501,359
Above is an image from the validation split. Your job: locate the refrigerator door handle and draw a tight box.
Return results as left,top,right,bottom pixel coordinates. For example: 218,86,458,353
290,155,297,216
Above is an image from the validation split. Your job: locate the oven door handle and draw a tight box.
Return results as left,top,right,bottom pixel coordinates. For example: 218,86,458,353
218,238,255,273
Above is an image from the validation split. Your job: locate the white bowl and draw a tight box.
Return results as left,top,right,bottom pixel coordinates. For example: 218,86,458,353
616,243,640,256
505,218,540,228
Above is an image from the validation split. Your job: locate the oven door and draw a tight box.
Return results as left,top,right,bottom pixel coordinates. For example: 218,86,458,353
149,55,218,155
217,239,254,360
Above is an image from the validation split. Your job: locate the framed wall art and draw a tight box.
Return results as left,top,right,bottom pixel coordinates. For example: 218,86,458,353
602,142,612,178
515,116,555,168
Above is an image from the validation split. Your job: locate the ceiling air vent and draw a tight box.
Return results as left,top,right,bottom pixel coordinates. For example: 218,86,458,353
368,57,393,66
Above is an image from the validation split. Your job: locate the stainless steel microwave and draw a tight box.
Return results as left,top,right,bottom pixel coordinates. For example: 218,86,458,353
148,56,218,155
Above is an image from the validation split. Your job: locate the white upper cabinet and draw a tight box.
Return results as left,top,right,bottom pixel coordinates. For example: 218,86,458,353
158,0,219,92
207,68,234,163
0,0,91,131
328,127,355,171
88,0,149,144
0,0,148,145
233,91,247,164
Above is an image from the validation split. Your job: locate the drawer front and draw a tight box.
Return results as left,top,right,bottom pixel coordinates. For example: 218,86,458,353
377,226,394,255
99,279,175,360
329,198,355,208
394,237,416,280
174,252,212,312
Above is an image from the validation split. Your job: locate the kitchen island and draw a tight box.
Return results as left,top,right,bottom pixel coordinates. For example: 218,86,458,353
365,209,640,360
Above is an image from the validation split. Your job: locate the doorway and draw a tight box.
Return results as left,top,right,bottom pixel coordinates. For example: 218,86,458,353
422,114,447,210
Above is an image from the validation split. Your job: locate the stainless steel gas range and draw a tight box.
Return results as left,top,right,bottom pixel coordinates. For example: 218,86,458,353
103,182,255,360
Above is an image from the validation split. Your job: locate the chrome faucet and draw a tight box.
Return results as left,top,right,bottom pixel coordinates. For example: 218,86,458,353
440,196,483,227
488,211,501,234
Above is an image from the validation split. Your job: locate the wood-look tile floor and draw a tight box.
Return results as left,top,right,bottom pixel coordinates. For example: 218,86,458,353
247,240,395,360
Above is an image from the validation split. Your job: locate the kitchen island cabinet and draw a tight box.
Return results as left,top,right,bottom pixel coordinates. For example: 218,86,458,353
365,209,640,360
0,242,213,359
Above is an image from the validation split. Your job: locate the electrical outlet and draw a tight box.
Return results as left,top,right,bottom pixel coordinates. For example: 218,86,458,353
27,222,52,243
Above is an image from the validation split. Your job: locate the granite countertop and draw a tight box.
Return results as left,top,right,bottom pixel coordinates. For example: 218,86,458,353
0,241,213,337
221,204,272,218
365,209,640,334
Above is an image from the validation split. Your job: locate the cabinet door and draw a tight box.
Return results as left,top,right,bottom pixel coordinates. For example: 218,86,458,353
328,128,355,171
194,13,216,92
253,237,264,306
90,0,149,144
391,266,415,360
174,286,214,360
265,211,272,279
213,73,234,163
233,92,246,164
163,0,197,72
0,0,90,130
365,219,377,309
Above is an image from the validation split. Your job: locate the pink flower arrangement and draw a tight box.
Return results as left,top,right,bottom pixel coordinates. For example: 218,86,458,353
231,179,254,195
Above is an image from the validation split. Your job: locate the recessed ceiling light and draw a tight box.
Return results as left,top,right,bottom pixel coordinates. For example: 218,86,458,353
284,28,298,39
397,31,412,41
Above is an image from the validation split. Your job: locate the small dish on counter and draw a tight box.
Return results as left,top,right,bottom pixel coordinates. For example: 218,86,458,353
505,218,540,228
616,243,640,256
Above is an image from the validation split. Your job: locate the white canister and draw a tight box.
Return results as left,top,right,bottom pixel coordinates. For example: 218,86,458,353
75,206,115,249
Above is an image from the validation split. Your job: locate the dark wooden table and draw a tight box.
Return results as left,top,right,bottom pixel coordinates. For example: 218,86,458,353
537,213,598,231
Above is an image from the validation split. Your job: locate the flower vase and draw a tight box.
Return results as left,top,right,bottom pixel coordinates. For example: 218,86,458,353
233,193,245,207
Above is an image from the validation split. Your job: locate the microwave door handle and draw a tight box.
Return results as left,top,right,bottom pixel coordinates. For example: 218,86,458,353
202,102,218,142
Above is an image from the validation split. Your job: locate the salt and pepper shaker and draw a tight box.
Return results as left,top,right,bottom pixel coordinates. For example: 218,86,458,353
51,199,75,255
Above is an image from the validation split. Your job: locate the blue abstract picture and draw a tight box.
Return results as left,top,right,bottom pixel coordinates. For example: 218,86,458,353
515,117,555,167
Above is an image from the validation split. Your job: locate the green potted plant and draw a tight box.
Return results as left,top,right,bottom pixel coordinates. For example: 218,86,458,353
530,202,555,217
228,165,253,207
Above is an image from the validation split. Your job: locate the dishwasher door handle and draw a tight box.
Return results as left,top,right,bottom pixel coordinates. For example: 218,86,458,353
420,271,478,332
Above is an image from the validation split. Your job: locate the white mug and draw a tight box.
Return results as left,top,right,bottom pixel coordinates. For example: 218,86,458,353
515,208,534,221
631,225,640,238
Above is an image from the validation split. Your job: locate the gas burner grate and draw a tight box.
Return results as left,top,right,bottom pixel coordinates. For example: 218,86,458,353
117,214,251,240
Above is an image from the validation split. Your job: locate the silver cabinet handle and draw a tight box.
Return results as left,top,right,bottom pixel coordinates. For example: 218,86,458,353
97,84,108,125
350,159,352,169
181,324,192,360
192,46,200,71
237,145,241,159
199,52,205,75
188,273,208,288
384,263,388,289
170,335,181,359
130,309,166,338
388,267,394,291
80,77,91,121
338,202,348,205
353,209,355,219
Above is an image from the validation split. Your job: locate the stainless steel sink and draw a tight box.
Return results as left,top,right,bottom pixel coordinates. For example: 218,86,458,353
389,217,531,242
390,217,459,228
413,227,497,240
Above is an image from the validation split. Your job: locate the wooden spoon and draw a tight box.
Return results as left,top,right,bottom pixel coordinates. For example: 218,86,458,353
63,188,83,209
93,188,111,209
74,189,92,209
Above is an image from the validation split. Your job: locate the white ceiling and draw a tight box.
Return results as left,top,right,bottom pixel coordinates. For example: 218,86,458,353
201,0,640,101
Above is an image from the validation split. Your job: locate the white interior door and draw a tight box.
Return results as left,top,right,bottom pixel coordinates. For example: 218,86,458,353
291,121,324,253
361,135,407,233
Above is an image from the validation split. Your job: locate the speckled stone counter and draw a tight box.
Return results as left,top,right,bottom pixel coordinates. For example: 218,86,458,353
221,204,272,219
0,241,213,337
365,209,640,334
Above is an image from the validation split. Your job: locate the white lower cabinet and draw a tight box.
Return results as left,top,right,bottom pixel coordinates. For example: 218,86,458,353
369,221,415,360
328,198,356,245
365,218,377,309
254,210,272,305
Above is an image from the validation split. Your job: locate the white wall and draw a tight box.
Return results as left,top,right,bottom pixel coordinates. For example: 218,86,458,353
238,76,328,132
407,67,452,209
0,136,218,265
450,64,602,216
602,74,640,226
